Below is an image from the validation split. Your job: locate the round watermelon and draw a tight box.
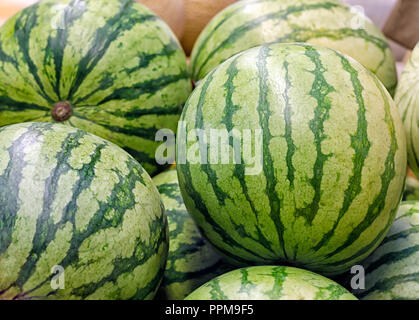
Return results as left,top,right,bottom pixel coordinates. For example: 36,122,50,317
153,168,231,300
351,201,419,300
395,43,419,178
185,266,357,300
176,43,407,276
0,122,168,300
0,0,192,176
190,0,397,95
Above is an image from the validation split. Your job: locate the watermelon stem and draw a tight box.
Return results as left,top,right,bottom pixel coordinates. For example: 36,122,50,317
52,101,73,121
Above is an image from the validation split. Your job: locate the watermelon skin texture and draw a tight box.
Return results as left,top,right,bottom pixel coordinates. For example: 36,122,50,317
352,201,419,300
190,0,397,95
395,43,419,179
153,169,231,300
0,122,168,300
403,176,419,202
177,43,407,276
185,266,357,300
0,0,192,176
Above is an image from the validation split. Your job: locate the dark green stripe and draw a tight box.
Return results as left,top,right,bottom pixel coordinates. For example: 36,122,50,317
0,40,18,68
365,244,419,276
325,74,400,264
195,59,231,206
397,204,419,219
156,182,184,206
168,235,206,257
44,0,86,100
293,45,334,226
71,111,159,141
13,2,52,103
73,104,181,124
121,147,156,170
274,26,389,57
256,45,287,259
116,104,182,119
193,1,340,79
219,56,274,253
239,268,257,293
93,71,189,105
263,266,287,299
325,202,400,269
282,60,296,189
208,278,228,300
314,51,370,251
67,0,156,100
0,123,42,255
190,0,251,76
126,40,180,75
359,271,419,299
272,26,391,90
220,57,240,135
380,225,419,246
178,71,269,263
0,95,50,113
74,38,179,104
165,209,192,243
316,283,350,299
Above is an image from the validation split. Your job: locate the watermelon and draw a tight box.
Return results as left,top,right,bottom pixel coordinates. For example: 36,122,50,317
403,175,419,202
185,266,357,300
395,43,419,179
176,43,407,276
153,168,231,300
190,0,397,95
351,201,419,300
0,122,168,300
0,0,192,176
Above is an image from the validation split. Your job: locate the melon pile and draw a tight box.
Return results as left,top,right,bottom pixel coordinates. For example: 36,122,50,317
0,0,418,301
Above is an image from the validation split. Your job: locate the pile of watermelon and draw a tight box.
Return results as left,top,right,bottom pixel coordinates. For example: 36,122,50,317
0,0,418,300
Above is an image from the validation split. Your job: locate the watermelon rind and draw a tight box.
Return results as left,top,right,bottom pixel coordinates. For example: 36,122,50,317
177,42,407,276
153,168,231,300
185,265,357,300
0,122,169,300
395,43,419,179
0,0,192,176
351,201,419,300
190,0,397,95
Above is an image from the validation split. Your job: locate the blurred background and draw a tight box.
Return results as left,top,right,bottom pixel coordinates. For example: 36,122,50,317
0,0,37,25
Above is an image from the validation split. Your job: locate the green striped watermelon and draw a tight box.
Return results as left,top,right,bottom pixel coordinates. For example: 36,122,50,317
176,43,407,276
403,175,419,202
0,122,168,300
185,266,357,300
351,201,419,300
395,43,419,179
190,0,397,95
153,168,231,300
0,0,192,176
